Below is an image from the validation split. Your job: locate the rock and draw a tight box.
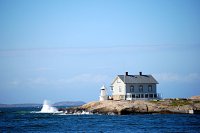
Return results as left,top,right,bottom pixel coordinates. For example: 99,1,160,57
60,98,200,115
190,96,200,100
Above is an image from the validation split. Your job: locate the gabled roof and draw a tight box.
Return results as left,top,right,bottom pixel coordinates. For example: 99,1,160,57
117,74,158,84
101,85,107,90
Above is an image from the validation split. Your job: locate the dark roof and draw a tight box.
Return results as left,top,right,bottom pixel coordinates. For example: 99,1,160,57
118,75,158,84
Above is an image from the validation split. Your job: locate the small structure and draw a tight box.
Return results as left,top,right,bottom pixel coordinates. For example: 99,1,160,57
110,72,161,100
188,109,200,114
189,110,194,114
99,85,108,101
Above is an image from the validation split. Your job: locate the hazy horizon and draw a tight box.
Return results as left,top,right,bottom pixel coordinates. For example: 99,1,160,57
1,0,200,104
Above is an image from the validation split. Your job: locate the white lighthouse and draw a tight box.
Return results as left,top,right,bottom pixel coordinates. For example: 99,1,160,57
99,85,108,101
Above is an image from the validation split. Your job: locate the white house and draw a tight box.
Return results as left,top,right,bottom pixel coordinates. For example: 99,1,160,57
110,72,161,100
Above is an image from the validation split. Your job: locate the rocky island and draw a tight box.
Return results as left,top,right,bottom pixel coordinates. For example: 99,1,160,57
58,72,200,115
59,96,200,115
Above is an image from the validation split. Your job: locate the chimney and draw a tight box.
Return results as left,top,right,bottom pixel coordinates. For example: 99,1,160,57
139,72,142,76
125,72,128,76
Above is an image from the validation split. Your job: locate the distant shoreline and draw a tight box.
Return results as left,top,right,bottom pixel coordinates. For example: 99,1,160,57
0,101,85,108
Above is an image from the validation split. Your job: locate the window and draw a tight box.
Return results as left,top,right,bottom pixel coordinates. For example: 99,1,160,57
120,95,124,99
130,86,134,92
139,85,143,92
110,86,113,91
127,94,131,98
119,86,121,92
148,85,153,92
136,94,140,98
149,94,153,98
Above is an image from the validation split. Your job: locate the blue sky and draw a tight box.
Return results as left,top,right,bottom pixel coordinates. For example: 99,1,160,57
0,0,200,103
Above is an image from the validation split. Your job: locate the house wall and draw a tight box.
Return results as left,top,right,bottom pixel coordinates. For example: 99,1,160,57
126,83,156,94
112,76,126,100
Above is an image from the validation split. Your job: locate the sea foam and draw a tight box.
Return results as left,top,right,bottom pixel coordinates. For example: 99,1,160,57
39,100,60,113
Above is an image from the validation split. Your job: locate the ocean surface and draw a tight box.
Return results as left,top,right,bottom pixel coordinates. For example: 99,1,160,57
0,107,200,133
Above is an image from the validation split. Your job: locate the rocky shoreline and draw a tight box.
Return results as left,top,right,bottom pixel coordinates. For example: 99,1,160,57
59,97,200,115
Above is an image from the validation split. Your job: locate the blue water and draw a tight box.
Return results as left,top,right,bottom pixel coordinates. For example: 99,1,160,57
0,107,200,133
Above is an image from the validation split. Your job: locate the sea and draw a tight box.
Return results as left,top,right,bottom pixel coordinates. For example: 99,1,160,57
0,107,200,133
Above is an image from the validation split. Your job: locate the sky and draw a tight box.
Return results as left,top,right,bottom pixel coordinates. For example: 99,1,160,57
0,0,200,104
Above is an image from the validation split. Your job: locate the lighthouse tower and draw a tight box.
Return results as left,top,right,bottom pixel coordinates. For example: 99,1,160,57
99,85,108,101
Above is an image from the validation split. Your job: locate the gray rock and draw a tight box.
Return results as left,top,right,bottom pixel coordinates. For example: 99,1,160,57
60,99,200,115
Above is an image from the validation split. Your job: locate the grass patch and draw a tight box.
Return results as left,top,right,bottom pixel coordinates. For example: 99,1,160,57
170,100,190,106
149,100,164,104
193,100,200,104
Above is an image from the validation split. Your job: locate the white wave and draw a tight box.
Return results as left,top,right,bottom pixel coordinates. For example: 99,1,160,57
56,111,92,115
73,111,91,115
39,100,61,113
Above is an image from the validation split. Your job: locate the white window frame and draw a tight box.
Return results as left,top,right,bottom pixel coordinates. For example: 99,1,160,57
139,85,143,92
148,85,153,92
130,86,134,92
119,86,122,92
